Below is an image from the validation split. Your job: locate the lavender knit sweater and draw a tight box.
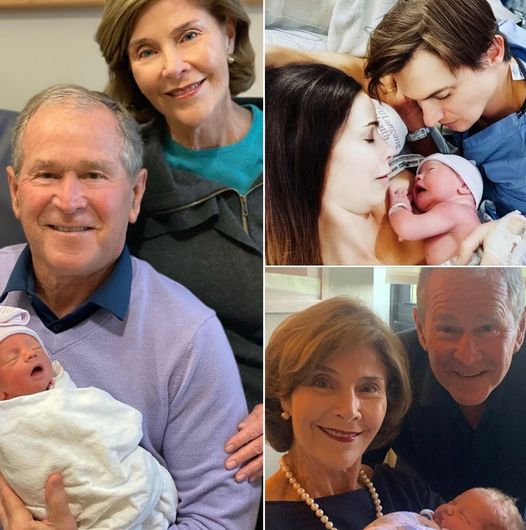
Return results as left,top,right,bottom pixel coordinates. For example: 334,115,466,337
0,244,260,530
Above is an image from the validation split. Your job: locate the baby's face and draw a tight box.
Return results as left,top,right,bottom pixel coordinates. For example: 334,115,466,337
0,333,53,400
412,160,464,211
433,489,496,530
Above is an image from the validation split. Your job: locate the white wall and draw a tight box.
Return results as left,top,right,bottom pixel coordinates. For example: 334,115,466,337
0,5,263,111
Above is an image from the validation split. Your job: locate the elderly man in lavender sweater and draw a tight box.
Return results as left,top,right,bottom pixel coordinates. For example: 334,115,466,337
0,84,260,530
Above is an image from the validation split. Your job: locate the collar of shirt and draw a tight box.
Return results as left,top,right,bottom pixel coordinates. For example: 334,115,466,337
0,245,132,333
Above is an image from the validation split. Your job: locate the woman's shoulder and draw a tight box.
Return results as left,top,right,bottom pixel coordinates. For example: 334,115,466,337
265,489,375,530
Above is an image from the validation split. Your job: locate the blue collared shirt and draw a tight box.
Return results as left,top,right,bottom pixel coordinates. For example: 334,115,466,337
0,245,132,333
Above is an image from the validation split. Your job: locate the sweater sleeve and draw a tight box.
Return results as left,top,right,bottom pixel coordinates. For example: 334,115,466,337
164,313,261,530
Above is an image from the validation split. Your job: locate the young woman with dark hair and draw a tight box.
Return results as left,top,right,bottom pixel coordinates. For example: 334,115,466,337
265,63,423,265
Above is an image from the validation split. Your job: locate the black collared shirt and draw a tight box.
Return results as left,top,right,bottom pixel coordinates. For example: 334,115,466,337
367,329,526,516
0,245,132,333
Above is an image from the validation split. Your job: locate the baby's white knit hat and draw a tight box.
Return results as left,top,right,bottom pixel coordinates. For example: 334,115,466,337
417,153,484,208
0,306,47,352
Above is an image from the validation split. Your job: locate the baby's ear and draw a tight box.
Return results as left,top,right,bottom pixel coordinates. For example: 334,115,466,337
457,182,472,196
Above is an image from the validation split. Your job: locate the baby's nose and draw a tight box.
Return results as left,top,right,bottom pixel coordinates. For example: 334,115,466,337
23,349,37,361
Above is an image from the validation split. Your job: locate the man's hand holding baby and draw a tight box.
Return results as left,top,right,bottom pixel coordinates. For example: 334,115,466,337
0,473,77,530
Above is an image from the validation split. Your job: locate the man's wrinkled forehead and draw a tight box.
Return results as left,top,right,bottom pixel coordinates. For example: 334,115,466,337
25,101,120,139
425,270,510,310
19,102,128,174
420,269,499,305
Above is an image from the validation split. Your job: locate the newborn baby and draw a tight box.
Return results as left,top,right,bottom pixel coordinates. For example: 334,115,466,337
364,487,524,530
0,305,177,530
388,153,482,264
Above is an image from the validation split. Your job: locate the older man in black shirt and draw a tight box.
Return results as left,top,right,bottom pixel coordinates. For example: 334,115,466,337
368,268,526,515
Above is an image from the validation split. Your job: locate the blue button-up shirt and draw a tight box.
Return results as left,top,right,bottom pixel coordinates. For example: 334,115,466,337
0,245,132,333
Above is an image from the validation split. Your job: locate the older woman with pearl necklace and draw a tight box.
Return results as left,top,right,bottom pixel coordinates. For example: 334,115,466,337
265,297,443,529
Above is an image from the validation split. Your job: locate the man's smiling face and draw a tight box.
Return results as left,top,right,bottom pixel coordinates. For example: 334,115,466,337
414,270,525,407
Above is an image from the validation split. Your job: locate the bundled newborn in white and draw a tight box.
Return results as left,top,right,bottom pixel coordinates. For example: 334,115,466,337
363,487,525,530
0,306,177,530
364,510,442,529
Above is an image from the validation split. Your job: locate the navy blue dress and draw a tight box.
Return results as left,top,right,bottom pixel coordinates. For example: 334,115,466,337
265,464,443,530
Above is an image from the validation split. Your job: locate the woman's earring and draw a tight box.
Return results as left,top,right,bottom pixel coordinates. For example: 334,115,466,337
227,55,235,65
280,411,291,421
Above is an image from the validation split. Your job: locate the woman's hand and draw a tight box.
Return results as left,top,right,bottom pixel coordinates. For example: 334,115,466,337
0,473,77,530
224,404,263,483
456,222,495,265
456,211,526,265
378,75,426,132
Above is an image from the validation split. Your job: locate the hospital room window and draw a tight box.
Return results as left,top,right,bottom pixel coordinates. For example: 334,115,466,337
389,284,416,333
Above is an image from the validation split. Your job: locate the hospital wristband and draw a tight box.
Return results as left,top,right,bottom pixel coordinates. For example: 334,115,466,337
407,127,431,142
389,153,425,178
388,202,411,216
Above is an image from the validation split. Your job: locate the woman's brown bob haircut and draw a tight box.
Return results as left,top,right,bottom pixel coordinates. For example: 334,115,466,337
96,0,255,123
265,297,412,453
365,0,511,100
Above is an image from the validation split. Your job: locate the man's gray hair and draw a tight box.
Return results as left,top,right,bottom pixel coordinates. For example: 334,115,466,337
11,84,144,180
417,268,525,324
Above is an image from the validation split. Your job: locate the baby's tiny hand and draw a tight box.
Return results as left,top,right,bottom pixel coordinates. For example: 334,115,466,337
388,186,411,206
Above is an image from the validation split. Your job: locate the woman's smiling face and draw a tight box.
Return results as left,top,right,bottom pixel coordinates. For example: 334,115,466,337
322,92,395,216
282,346,388,471
128,0,235,136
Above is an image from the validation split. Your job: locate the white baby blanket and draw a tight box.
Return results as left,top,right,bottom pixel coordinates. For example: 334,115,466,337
364,510,443,529
0,361,177,530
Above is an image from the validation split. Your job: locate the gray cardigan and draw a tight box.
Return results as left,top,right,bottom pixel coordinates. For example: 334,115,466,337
127,118,263,410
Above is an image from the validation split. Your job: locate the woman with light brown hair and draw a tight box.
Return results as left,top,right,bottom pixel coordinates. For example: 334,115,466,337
265,297,442,529
96,0,263,527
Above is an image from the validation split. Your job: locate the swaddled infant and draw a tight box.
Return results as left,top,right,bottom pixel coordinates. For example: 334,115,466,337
364,487,524,530
0,305,177,530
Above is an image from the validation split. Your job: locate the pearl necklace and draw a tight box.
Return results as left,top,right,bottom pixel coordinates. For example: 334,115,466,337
279,455,383,530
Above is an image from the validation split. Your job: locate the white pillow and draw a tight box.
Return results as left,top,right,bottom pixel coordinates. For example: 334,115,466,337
265,28,328,51
265,0,337,35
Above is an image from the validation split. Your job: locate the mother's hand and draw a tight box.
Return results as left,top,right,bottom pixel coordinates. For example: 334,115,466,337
377,75,426,132
224,404,263,483
456,211,526,265
0,473,77,530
